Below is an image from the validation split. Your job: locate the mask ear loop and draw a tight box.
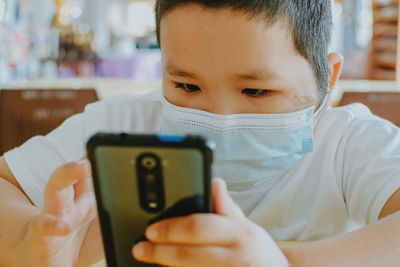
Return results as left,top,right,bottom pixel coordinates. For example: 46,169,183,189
313,90,331,124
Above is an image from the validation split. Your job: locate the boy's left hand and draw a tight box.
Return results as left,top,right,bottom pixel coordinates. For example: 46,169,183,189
132,178,289,267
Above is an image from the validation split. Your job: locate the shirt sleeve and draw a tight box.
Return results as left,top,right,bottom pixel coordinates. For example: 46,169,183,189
2,91,162,209
3,113,86,209
341,112,400,224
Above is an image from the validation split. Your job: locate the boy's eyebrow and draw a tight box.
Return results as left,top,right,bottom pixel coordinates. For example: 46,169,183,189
166,63,198,79
166,63,279,81
232,69,279,81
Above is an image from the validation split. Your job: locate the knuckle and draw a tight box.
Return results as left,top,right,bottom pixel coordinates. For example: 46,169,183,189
146,243,158,262
49,163,75,184
184,215,202,238
58,162,78,174
235,257,252,267
42,217,55,232
31,215,52,235
39,216,50,231
241,222,259,239
155,220,170,241
229,248,253,267
175,246,191,262
60,161,88,177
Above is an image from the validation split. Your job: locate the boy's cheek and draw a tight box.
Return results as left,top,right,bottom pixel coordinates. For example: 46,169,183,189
288,90,319,112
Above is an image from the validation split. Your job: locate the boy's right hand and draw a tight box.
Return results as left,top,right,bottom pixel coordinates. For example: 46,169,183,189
17,159,104,267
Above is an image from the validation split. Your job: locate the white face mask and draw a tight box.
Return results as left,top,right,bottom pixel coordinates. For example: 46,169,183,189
159,94,328,191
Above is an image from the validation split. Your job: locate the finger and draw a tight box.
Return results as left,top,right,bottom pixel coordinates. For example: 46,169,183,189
145,214,241,246
74,176,94,202
73,179,97,227
43,160,91,216
47,159,91,190
132,242,232,267
30,213,71,239
212,178,245,220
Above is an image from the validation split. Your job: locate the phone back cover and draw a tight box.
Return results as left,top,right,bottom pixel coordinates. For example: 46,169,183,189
93,146,208,267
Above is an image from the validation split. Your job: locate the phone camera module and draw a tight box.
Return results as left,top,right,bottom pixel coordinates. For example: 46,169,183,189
137,153,165,213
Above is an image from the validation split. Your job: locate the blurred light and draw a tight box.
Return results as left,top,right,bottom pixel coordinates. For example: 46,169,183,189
108,1,125,35
127,1,156,37
0,0,5,23
70,5,82,19
79,24,90,35
60,5,70,17
73,24,90,35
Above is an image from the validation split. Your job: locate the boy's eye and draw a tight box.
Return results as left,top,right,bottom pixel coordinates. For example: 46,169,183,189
175,83,201,93
242,88,273,97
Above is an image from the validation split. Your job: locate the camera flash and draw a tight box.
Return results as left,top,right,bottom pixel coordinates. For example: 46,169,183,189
149,202,158,208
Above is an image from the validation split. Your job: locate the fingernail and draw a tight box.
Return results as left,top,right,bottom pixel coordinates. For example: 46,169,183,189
133,243,144,258
146,226,158,240
80,158,90,164
78,159,91,171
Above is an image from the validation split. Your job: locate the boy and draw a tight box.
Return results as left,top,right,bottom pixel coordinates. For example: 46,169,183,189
1,0,400,266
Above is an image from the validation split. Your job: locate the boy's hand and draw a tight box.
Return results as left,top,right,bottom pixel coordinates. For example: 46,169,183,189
17,159,104,267
132,178,289,267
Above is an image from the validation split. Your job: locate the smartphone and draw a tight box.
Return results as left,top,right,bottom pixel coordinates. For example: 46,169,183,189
87,133,214,267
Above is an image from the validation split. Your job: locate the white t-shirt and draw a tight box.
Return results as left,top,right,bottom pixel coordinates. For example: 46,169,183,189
4,90,400,241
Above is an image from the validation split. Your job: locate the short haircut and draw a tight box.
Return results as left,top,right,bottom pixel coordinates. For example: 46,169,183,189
155,0,333,100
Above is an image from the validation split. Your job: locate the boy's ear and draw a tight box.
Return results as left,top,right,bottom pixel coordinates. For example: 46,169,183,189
327,53,344,93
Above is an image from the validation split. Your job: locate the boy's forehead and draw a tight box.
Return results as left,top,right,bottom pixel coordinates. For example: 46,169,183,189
160,4,293,46
159,5,316,87
160,6,295,63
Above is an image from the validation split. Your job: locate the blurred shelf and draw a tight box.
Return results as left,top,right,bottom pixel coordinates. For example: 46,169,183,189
1,78,161,100
331,79,400,106
370,0,398,80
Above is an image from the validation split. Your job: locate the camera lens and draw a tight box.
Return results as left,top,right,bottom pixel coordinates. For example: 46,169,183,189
144,174,158,201
141,156,158,170
146,191,158,202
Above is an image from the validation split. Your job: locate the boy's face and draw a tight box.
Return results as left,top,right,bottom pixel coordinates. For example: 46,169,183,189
160,4,320,114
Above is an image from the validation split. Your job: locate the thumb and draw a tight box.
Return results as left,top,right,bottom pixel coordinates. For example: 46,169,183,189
212,178,245,220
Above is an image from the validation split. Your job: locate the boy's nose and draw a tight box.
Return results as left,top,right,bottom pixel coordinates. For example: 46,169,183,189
203,94,238,115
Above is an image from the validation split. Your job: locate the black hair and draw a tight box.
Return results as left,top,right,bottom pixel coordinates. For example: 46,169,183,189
155,0,333,100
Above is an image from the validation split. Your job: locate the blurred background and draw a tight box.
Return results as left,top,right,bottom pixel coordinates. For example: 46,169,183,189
0,0,397,83
0,0,160,83
0,0,400,154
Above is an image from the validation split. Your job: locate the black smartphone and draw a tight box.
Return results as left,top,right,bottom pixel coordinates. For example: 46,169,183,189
87,133,214,267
